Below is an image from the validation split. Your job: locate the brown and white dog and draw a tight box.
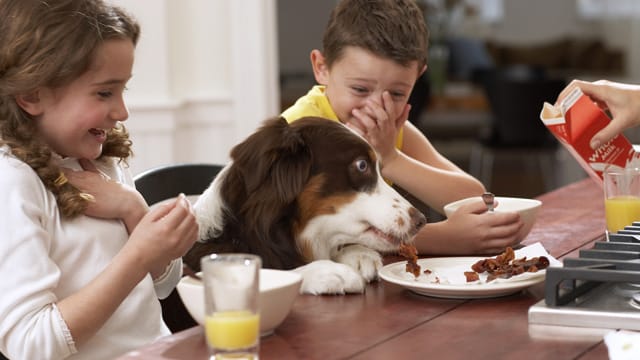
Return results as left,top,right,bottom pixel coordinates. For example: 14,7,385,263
184,116,426,294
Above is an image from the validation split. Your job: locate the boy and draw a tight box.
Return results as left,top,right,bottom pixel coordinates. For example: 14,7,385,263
282,0,523,255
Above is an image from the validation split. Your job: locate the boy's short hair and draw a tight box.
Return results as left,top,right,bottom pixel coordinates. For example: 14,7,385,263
322,0,429,69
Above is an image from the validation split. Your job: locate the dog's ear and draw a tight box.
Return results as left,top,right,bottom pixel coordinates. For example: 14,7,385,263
228,117,312,250
230,117,311,203
267,121,313,203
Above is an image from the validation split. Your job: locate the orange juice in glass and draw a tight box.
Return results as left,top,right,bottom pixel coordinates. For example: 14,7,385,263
605,196,640,233
604,166,640,239
205,310,259,351
201,254,261,359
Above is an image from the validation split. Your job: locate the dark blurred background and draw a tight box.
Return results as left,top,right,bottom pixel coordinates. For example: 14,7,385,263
277,0,640,200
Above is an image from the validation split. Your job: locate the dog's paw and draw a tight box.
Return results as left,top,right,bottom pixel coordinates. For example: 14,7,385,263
333,244,383,282
293,260,366,295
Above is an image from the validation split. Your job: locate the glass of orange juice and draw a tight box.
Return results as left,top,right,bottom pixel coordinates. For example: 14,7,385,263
201,253,261,359
604,166,640,240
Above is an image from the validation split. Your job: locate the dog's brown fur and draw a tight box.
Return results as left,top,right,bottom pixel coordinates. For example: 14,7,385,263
184,116,426,272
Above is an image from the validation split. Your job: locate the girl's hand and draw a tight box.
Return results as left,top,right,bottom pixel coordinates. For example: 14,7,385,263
125,194,199,273
63,159,147,231
347,91,410,166
443,200,524,255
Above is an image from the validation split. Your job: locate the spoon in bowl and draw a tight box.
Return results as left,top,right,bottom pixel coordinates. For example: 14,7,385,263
482,192,495,212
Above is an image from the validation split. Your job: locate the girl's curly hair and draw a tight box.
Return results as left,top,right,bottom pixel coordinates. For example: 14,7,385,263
0,0,140,218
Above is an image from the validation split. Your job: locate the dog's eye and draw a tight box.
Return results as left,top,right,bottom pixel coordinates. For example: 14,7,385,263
355,159,369,172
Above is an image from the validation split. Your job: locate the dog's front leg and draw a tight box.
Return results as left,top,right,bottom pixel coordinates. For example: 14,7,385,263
332,244,383,282
293,260,366,295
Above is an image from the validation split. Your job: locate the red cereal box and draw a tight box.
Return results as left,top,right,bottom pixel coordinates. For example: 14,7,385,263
539,87,640,186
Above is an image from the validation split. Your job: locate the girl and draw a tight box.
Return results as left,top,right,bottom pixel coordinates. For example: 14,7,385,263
0,0,198,358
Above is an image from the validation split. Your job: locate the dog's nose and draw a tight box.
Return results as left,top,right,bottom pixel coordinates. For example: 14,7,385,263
409,207,427,235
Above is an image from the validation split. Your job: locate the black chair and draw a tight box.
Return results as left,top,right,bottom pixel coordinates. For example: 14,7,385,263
470,67,566,192
134,163,224,206
133,162,224,333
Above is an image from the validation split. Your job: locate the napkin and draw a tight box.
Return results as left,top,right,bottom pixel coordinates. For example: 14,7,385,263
605,330,640,360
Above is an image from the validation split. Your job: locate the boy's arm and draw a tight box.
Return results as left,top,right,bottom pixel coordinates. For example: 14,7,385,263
382,122,485,213
413,206,522,256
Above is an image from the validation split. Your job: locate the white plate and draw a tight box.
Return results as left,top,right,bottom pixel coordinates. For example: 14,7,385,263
378,256,547,299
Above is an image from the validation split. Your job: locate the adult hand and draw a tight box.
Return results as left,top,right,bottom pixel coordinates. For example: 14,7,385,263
556,80,640,150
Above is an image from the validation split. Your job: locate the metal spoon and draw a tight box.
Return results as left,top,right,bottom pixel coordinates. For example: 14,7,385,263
482,192,495,212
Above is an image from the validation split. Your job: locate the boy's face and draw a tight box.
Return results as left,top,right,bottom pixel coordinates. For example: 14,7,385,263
312,46,423,124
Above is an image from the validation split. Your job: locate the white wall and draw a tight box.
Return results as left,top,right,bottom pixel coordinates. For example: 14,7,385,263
112,0,279,175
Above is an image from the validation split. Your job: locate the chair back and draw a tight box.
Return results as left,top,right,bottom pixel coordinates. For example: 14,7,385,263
134,163,224,205
475,66,566,147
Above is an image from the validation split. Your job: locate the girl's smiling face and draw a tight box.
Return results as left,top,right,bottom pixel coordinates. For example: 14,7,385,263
32,39,134,159
312,46,422,124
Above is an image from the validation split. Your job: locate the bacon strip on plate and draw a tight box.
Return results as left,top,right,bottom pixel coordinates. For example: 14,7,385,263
468,247,549,282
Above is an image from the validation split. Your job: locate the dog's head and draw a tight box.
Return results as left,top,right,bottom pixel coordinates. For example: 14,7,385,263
192,116,426,269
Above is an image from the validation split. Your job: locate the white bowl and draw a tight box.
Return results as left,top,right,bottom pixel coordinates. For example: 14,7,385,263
443,196,542,241
176,268,302,336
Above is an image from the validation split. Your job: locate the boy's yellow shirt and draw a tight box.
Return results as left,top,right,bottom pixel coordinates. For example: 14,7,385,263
281,85,403,149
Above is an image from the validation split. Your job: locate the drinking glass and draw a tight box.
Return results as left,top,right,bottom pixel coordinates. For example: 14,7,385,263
201,253,261,360
603,166,640,240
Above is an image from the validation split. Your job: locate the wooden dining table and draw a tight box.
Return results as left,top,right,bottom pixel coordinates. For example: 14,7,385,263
119,178,613,360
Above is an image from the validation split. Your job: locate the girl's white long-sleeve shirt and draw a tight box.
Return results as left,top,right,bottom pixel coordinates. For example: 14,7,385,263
0,146,180,360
